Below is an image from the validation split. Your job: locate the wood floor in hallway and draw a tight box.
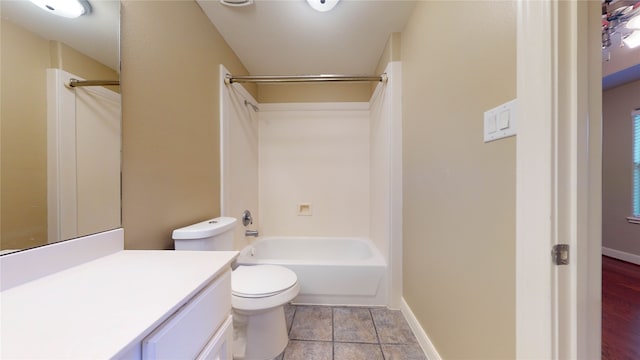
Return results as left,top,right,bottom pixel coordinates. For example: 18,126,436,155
602,255,640,360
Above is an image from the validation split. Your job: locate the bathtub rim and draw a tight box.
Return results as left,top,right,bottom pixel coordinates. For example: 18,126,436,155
236,236,387,266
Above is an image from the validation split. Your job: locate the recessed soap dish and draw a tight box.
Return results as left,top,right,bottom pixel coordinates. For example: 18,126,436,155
297,203,312,216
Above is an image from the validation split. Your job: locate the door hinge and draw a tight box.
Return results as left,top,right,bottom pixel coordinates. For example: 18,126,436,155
552,244,570,265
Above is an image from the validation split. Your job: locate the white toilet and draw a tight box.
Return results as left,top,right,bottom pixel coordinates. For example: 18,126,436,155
172,217,300,360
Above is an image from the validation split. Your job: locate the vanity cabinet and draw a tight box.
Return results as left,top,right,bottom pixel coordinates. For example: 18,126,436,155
0,233,237,360
140,270,232,360
196,316,233,360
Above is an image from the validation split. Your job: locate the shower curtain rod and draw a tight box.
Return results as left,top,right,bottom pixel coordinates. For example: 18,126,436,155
68,79,120,87
225,73,387,84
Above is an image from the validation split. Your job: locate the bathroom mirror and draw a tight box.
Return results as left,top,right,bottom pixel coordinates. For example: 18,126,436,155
1,0,121,254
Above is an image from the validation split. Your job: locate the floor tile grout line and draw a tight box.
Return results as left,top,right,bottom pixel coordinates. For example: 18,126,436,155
333,340,381,345
282,304,296,360
369,308,380,343
288,304,297,336
287,338,422,344
284,305,425,359
331,307,335,360
288,339,334,343
370,308,387,360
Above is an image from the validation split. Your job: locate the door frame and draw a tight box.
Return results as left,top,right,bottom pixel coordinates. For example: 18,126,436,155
515,0,602,358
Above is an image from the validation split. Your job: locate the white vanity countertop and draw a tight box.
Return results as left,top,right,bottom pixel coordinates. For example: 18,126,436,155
0,250,238,359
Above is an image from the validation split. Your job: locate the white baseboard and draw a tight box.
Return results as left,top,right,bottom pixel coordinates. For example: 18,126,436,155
399,297,441,360
602,247,640,265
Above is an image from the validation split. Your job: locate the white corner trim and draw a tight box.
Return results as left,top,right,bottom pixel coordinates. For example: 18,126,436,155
602,246,640,266
400,297,442,360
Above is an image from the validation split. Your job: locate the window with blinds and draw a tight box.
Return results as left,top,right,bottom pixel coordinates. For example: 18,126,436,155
633,110,640,218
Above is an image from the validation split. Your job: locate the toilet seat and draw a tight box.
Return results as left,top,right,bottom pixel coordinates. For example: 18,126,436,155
231,265,300,312
232,265,298,298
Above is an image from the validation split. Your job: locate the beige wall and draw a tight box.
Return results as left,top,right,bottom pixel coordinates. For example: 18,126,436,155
50,41,119,93
1,19,49,250
375,33,401,76
603,79,640,256
372,32,401,93
401,1,516,359
120,0,252,249
257,33,390,103
257,82,371,103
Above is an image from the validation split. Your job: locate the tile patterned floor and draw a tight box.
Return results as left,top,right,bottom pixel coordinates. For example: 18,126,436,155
275,305,427,360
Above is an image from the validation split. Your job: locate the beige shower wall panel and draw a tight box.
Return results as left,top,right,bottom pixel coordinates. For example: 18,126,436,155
220,79,260,251
258,107,370,237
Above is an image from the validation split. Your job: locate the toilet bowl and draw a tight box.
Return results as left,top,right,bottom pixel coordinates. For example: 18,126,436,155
172,217,300,360
231,265,300,360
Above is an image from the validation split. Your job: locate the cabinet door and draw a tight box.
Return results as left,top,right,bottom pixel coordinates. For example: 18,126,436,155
196,315,233,360
142,270,231,359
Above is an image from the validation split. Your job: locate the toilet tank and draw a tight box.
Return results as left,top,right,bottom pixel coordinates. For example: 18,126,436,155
172,217,237,251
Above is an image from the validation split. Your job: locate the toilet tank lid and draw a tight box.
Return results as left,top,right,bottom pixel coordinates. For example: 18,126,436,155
172,217,237,240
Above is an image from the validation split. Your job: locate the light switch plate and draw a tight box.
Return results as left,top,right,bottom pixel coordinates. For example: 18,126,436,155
484,99,517,143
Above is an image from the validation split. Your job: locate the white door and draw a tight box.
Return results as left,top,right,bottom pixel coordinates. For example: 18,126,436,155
516,1,602,358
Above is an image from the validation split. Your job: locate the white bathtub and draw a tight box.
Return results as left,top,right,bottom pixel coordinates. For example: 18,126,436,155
236,237,387,306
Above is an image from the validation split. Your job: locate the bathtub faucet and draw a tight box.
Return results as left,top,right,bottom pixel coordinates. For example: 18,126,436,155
245,230,259,237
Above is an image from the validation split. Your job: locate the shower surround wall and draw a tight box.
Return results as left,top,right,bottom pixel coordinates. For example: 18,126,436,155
220,66,260,250
258,103,370,237
369,61,402,308
220,62,402,306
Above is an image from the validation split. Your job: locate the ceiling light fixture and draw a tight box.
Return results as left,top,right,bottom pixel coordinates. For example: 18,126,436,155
29,0,91,18
602,0,640,60
219,0,254,7
306,0,340,12
628,14,640,29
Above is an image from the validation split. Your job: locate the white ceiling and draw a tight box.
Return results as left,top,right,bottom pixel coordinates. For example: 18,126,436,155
200,0,640,88
196,0,416,75
1,0,120,71
602,36,640,89
3,0,637,87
